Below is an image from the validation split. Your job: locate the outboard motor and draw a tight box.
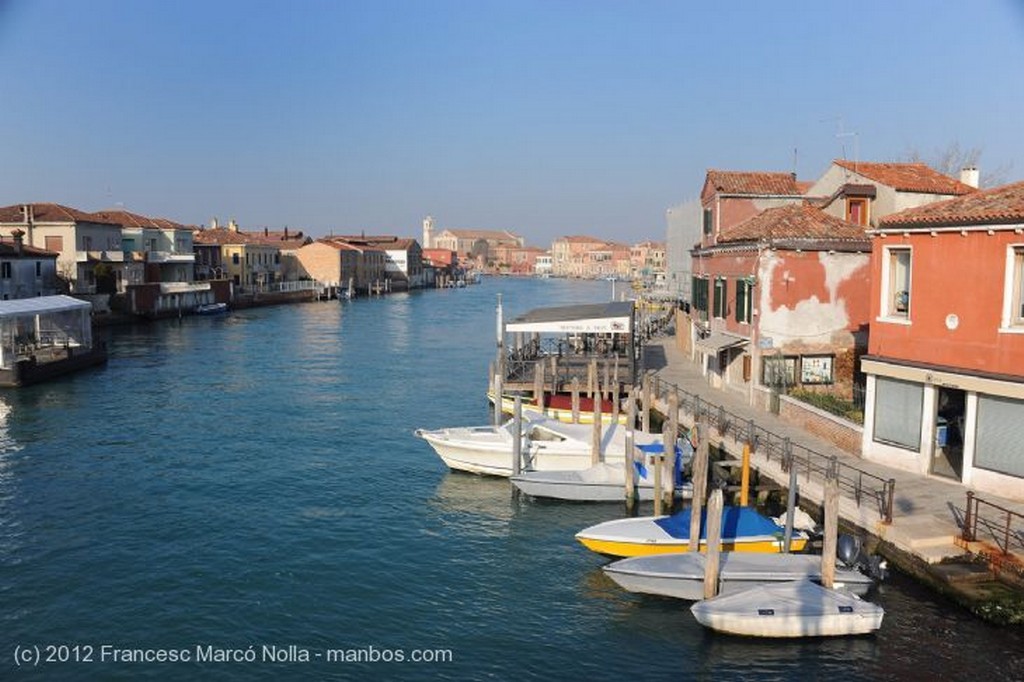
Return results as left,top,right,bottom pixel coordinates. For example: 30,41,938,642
837,534,888,582
837,534,862,568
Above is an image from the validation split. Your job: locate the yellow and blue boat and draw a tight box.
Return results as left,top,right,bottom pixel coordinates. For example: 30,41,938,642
576,506,808,558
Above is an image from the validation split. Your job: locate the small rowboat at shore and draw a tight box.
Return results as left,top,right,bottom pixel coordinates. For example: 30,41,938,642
603,552,873,600
195,302,228,315
576,506,808,558
690,579,884,637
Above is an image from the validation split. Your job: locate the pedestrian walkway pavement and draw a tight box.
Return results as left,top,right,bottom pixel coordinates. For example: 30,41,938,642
643,335,1024,568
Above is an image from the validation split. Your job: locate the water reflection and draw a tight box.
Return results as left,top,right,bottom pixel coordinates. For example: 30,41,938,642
0,396,22,458
0,395,24,566
427,472,517,536
384,293,411,352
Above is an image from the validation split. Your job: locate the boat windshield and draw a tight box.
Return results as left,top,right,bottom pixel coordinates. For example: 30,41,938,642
528,427,567,442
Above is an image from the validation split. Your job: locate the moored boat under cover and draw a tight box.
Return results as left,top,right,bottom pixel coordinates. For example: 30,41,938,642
510,462,692,502
689,579,884,637
602,552,873,600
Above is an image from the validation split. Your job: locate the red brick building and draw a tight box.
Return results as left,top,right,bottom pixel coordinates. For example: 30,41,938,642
691,202,871,400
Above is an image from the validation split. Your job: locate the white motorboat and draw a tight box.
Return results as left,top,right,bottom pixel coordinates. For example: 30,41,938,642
603,552,874,600
510,462,693,502
689,579,884,637
415,416,658,477
510,441,693,502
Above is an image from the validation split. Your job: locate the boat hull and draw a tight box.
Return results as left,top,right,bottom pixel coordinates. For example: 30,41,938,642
578,535,800,557
415,419,654,477
603,553,872,600
511,466,692,502
690,580,884,637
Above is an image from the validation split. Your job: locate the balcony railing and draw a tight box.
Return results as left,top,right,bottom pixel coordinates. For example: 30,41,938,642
146,251,196,264
76,250,125,263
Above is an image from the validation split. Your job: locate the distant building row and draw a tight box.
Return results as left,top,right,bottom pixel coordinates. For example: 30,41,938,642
422,216,665,281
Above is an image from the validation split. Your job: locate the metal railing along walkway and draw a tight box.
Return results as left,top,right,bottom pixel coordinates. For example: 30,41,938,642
650,375,896,524
962,492,1024,561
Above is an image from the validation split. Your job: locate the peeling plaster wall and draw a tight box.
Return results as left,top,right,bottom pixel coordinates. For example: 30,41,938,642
758,250,869,350
756,249,871,393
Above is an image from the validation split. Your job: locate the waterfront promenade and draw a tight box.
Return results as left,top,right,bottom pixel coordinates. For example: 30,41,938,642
643,334,1024,574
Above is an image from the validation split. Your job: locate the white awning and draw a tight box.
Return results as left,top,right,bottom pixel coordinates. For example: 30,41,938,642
0,295,91,319
505,301,633,335
694,332,748,354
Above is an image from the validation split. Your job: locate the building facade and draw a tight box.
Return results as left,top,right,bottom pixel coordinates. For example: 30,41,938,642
860,181,1024,499
0,231,59,299
192,220,282,289
0,204,125,293
691,203,872,399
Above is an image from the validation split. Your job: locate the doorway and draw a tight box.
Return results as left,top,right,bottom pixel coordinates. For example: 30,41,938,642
932,386,965,480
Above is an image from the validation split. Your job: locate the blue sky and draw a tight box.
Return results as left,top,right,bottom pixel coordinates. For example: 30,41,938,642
1,0,1022,246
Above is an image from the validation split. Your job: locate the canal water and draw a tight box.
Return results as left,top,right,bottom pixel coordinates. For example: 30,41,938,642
1,277,1022,681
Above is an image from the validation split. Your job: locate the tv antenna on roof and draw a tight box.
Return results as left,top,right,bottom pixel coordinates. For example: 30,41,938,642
821,115,859,170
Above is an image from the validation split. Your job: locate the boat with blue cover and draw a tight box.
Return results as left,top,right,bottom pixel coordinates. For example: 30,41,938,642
575,506,809,558
510,440,692,502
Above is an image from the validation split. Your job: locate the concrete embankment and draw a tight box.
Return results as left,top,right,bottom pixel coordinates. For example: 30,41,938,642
643,336,1024,624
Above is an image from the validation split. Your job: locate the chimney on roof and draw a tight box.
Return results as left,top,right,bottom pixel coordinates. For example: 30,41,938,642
11,229,24,256
21,204,34,242
960,166,980,189
264,227,269,236
210,217,219,230
284,227,289,239
228,219,238,232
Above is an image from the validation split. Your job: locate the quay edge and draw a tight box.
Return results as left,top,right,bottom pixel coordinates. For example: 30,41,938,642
648,398,1024,626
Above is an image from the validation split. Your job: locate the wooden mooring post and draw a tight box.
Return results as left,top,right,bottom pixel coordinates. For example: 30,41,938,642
689,417,709,552
783,438,798,553
821,476,839,589
571,377,581,423
591,379,603,466
704,488,725,599
663,391,679,511
641,374,651,433
512,396,523,476
533,362,545,408
494,294,504,426
624,389,637,509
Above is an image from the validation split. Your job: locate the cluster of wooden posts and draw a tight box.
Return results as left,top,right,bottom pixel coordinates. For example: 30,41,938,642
505,372,846,600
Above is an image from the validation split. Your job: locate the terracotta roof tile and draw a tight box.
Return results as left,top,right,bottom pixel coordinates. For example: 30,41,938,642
89,209,189,229
705,170,805,196
719,203,868,243
878,180,1024,228
0,203,121,225
833,160,976,195
193,227,276,246
0,237,56,257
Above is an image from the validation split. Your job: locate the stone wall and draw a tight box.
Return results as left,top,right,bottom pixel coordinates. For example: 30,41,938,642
778,392,863,455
